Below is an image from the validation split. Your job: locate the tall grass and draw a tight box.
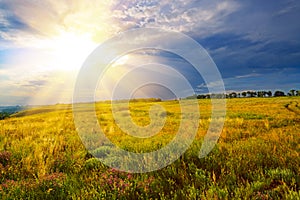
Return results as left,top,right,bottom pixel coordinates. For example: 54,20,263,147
0,97,299,199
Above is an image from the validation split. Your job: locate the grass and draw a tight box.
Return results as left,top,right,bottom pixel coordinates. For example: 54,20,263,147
0,97,299,199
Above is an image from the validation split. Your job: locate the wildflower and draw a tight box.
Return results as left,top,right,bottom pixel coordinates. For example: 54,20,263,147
127,174,132,179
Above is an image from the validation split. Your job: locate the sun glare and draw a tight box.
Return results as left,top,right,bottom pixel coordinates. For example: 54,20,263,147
43,31,98,71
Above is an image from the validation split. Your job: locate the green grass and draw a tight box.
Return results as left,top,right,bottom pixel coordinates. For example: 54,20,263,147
0,97,299,199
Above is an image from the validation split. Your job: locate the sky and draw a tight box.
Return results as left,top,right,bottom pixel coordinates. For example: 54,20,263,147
0,0,300,105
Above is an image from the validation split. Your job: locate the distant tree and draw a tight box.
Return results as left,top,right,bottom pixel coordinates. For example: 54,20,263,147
0,112,10,120
237,93,241,98
257,91,264,97
229,92,237,98
267,91,272,97
297,90,300,96
242,92,247,97
246,91,251,97
247,91,257,97
274,91,285,97
262,91,268,97
197,94,206,99
290,89,296,96
211,93,225,99
186,94,197,99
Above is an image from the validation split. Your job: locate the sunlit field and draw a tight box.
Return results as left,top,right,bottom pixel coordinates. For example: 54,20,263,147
0,97,299,199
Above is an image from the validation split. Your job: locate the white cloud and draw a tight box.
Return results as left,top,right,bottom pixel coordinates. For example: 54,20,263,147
1,0,299,105
0,0,241,49
0,0,119,48
111,0,239,35
235,73,261,79
0,67,78,105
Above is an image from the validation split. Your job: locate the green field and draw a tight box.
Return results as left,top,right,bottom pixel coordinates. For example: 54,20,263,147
0,97,299,199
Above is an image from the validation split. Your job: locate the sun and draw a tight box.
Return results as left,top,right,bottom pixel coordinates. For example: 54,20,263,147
43,31,98,71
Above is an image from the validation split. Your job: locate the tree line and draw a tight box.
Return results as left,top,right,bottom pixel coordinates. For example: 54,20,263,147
187,89,300,99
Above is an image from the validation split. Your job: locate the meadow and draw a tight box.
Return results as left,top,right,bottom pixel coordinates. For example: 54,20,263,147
0,97,299,199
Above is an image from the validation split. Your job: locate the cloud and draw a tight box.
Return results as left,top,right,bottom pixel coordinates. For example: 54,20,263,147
1,0,299,47
235,73,261,79
0,67,77,105
0,0,118,48
0,0,300,105
21,80,48,88
274,0,299,17
224,0,300,43
223,68,300,92
111,0,239,35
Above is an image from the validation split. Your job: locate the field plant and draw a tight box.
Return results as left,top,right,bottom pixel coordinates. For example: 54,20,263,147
0,97,299,199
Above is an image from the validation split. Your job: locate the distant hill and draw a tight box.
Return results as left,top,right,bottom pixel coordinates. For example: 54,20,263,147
0,105,23,112
0,106,25,119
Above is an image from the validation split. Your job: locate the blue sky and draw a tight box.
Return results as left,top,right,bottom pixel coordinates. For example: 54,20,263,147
0,0,300,105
